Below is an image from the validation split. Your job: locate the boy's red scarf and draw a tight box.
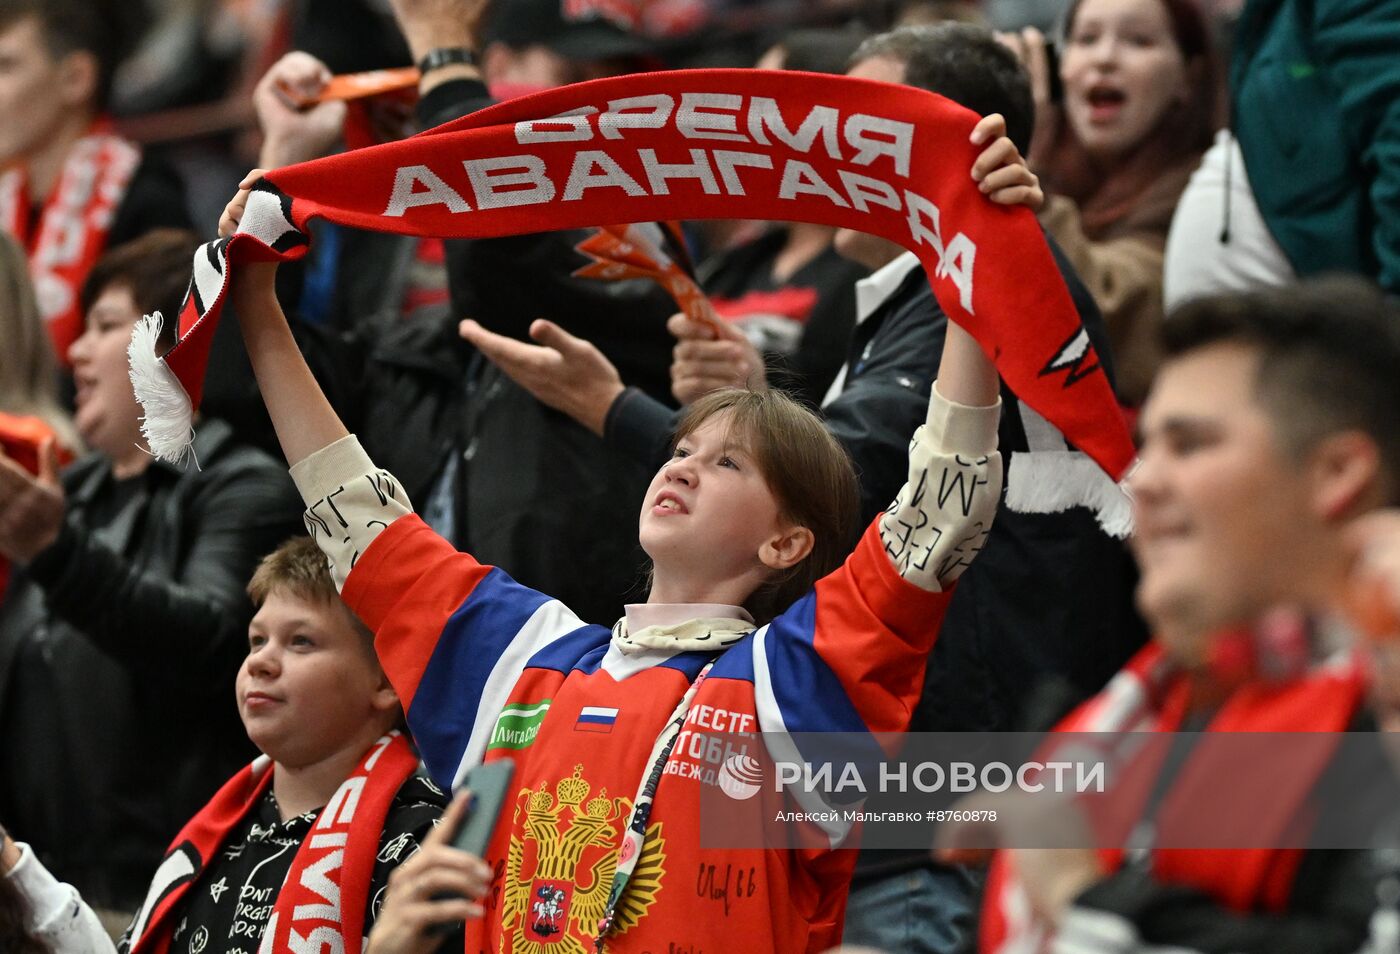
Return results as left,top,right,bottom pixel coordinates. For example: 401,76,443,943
979,642,1367,953
0,125,139,363
129,69,1134,486
126,731,417,954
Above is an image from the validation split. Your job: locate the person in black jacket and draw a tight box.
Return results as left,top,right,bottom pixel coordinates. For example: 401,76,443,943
0,231,303,919
459,24,1148,952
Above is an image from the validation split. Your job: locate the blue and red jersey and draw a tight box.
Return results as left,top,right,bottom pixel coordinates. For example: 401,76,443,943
342,513,955,953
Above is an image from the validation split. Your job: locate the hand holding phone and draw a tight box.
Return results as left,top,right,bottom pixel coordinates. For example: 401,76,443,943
425,759,516,937
450,759,515,857
366,759,514,954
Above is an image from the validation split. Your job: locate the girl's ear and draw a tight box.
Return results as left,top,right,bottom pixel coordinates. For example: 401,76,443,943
759,524,815,571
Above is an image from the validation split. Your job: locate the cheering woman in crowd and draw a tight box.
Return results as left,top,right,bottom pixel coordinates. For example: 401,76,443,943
1003,0,1217,405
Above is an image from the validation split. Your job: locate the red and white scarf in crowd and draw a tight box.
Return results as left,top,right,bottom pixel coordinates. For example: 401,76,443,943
128,69,1136,488
979,641,1367,953
0,124,139,363
126,731,417,954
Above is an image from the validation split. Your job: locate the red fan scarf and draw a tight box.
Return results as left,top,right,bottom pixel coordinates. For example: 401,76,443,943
146,69,1134,481
979,641,1367,953
126,731,417,954
0,124,139,363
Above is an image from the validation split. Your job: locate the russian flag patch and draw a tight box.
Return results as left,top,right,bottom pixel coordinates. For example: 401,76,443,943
574,706,619,733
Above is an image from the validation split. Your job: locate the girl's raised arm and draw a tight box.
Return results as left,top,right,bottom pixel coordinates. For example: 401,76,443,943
222,171,349,468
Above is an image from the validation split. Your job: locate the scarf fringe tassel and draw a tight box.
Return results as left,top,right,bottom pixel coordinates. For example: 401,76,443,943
127,312,196,465
1005,450,1134,538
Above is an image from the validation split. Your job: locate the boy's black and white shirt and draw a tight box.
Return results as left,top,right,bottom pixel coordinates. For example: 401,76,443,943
118,773,458,954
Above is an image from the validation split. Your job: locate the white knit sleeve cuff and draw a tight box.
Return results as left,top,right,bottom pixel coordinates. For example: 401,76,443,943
289,435,415,591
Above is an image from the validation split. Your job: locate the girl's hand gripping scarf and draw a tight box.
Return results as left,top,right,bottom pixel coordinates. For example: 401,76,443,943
127,69,1136,512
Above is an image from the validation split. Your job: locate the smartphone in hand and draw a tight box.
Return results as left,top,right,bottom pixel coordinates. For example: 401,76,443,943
426,758,515,935
452,759,515,857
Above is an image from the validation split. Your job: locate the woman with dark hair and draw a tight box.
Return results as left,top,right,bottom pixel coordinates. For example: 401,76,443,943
1004,0,1218,405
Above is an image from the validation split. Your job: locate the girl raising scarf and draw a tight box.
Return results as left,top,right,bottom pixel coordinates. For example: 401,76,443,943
218,120,1037,953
